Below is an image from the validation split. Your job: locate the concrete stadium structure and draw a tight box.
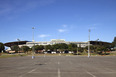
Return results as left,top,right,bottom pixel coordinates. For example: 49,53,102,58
4,39,112,53
25,39,88,48
4,39,112,49
5,39,88,53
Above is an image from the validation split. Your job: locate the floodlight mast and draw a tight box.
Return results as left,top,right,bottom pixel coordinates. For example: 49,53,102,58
17,39,20,41
32,27,35,42
88,29,91,58
32,27,35,59
17,38,20,54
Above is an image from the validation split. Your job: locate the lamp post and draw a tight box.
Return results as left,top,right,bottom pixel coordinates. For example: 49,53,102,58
32,27,35,59
96,39,99,45
88,29,91,58
17,39,20,54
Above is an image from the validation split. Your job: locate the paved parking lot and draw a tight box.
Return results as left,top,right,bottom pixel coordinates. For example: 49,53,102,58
0,55,116,77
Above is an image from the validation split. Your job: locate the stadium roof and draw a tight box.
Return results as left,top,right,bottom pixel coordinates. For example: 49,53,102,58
90,41,112,45
4,41,30,47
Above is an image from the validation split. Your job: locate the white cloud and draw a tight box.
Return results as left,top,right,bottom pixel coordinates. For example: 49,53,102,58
39,34,50,38
62,24,67,28
58,29,66,33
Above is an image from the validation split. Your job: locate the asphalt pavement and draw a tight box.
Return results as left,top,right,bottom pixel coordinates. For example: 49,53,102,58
0,55,116,77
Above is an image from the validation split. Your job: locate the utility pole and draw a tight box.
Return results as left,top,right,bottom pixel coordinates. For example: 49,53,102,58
88,29,91,58
17,39,20,54
32,27,35,59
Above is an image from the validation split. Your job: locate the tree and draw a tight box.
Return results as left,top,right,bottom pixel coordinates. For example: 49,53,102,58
96,45,109,55
68,43,77,50
33,45,40,52
0,42,5,55
59,43,68,49
32,45,44,53
45,45,53,51
78,47,84,53
52,44,59,52
68,43,77,53
112,37,116,47
21,46,30,53
11,45,19,53
59,43,68,52
39,45,44,50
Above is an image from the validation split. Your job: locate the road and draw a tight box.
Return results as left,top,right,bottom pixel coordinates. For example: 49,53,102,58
0,55,116,77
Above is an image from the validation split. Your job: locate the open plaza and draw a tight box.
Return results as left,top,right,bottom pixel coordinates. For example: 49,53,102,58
0,55,116,77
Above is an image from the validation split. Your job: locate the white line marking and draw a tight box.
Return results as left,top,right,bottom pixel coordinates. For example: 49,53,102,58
58,68,61,77
19,72,28,77
28,68,37,73
86,72,96,77
105,68,115,72
30,72,57,73
19,68,37,77
58,62,60,65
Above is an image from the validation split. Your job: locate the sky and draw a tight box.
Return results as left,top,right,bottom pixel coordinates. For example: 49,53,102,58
0,0,116,43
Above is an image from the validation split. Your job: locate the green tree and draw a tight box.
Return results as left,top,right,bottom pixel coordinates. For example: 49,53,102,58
45,45,53,51
52,44,59,52
11,45,19,53
33,45,40,52
60,43,68,49
78,47,84,53
96,46,109,55
112,37,116,47
68,43,77,53
32,45,44,53
59,43,68,52
0,42,5,55
21,46,30,53
39,45,44,50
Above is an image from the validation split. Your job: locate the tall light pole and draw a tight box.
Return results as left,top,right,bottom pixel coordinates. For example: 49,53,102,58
17,39,20,54
32,27,35,42
32,27,35,59
88,29,91,58
96,39,99,45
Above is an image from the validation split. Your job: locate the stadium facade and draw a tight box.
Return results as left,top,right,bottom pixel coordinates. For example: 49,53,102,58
4,39,112,48
25,39,88,48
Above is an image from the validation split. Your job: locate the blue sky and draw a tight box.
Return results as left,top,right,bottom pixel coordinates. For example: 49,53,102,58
0,0,116,43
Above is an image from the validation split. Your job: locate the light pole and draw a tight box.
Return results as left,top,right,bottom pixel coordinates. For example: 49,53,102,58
17,39,20,54
32,27,35,59
88,29,91,58
96,39,99,45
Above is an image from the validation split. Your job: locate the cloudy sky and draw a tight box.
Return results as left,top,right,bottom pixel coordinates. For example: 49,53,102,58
0,0,116,43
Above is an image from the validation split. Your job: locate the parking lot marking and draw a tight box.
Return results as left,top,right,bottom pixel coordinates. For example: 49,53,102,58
86,71,96,77
58,62,60,65
28,68,37,73
104,68,115,72
58,68,61,77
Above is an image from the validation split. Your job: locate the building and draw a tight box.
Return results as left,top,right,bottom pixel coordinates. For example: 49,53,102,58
4,41,29,47
25,39,88,48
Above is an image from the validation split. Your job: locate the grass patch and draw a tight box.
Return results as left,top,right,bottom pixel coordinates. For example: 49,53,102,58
0,52,116,58
109,53,116,56
0,53,27,58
